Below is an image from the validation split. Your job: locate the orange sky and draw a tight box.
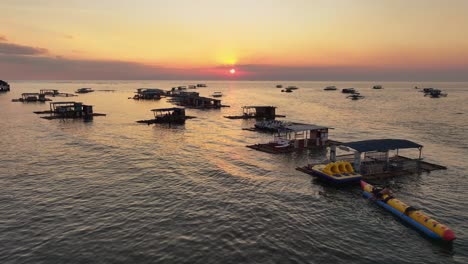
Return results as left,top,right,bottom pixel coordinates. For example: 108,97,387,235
1,0,468,80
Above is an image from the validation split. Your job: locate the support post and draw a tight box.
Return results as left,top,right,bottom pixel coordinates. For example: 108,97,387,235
330,145,336,162
354,151,361,173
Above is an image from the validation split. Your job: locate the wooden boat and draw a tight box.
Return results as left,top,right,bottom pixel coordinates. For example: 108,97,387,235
347,93,365,100
0,80,11,92
424,89,447,98
373,85,383,89
361,181,455,241
75,88,94,93
324,86,337,91
212,92,223,97
342,88,356,93
276,84,283,88
297,161,362,184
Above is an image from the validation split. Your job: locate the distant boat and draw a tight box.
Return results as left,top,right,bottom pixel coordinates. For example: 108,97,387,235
188,85,197,89
424,89,447,98
286,86,299,90
373,85,383,89
421,88,435,94
212,92,223,97
282,88,293,93
276,84,283,88
75,88,94,93
0,80,10,92
347,93,365,100
324,86,337,91
342,88,356,94
196,83,207,87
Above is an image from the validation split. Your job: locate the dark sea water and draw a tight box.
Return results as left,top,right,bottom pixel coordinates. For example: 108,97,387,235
1,81,467,263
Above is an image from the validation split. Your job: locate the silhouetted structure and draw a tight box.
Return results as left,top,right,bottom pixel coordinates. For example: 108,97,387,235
225,106,285,119
12,93,51,102
247,123,330,153
136,107,195,124
133,88,166,100
0,80,10,92
34,101,106,120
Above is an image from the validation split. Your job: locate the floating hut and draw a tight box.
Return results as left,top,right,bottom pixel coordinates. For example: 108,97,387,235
136,107,195,125
174,95,225,108
0,80,10,92
40,89,76,97
298,139,446,180
12,93,51,102
34,101,106,120
224,106,286,119
247,123,330,154
132,88,165,100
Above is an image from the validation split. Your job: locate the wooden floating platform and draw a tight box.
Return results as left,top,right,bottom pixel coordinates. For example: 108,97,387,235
297,155,447,180
136,116,195,124
40,113,106,120
246,143,296,154
224,114,286,120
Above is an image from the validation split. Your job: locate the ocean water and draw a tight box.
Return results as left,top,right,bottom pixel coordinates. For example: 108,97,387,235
0,80,467,263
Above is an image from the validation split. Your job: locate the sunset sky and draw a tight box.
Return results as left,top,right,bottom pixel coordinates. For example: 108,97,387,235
1,0,467,80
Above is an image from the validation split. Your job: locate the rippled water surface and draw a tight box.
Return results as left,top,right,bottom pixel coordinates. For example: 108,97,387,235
1,81,467,263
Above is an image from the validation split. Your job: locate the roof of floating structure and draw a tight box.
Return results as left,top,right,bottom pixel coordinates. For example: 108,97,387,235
280,123,329,132
151,107,184,112
242,106,276,109
341,139,423,152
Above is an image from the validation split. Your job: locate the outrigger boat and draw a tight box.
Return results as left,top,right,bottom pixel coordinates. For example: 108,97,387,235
361,181,455,241
297,161,362,184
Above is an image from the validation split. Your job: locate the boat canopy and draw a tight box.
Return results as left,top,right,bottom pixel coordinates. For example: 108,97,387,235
341,139,422,152
151,107,184,112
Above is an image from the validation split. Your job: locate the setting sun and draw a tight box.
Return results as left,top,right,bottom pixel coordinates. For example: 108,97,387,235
230,69,236,74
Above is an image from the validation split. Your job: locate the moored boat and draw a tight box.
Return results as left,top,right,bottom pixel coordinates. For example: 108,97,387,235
347,93,365,100
276,84,283,88
212,92,223,97
373,85,383,89
342,88,356,93
424,89,447,98
0,80,10,92
324,86,337,91
361,181,455,241
75,88,94,93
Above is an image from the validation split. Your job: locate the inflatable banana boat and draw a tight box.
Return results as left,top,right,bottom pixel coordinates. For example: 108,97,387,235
301,161,362,184
361,181,455,241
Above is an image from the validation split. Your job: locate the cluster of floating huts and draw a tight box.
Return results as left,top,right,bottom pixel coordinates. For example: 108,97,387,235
3,79,455,241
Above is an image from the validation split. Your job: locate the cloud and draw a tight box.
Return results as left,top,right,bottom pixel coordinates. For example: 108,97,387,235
0,42,48,55
0,39,467,81
0,35,7,41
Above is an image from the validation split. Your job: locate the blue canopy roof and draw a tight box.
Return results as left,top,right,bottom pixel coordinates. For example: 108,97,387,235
341,139,422,152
